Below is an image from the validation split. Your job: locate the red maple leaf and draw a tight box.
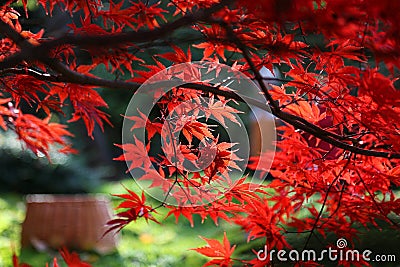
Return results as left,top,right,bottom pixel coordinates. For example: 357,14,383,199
165,206,196,227
66,84,111,138
194,25,237,61
114,137,152,172
12,252,32,267
105,188,158,235
204,96,243,127
14,114,76,158
191,232,236,267
181,120,214,143
59,247,92,267
158,45,192,63
124,109,162,141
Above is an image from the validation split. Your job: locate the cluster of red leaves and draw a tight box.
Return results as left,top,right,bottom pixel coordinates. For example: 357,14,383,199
63,84,111,138
238,0,400,71
105,188,159,235
2,0,400,266
112,1,400,265
13,247,91,267
14,114,75,157
0,5,113,157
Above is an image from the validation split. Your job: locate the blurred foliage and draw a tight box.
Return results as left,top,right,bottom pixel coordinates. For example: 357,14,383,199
0,195,25,267
0,132,103,194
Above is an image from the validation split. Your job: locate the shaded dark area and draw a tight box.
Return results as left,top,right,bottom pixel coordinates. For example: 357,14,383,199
0,144,98,194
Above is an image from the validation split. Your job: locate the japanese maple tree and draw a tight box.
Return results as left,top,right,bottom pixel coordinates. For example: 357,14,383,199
1,0,400,266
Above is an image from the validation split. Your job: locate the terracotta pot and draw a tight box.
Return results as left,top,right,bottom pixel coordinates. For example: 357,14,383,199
249,112,275,156
21,194,118,253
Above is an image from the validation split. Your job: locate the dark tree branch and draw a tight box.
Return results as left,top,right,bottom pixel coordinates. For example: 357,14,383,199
0,0,233,69
0,66,140,90
0,21,33,51
45,60,141,90
220,21,280,113
1,1,400,159
2,65,400,159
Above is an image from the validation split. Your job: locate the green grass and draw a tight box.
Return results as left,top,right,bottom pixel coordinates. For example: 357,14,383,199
0,195,26,267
